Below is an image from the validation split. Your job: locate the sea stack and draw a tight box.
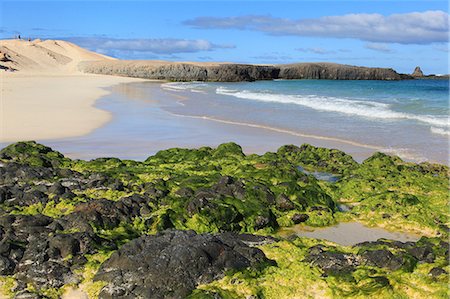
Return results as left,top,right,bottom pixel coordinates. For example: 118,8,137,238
411,66,424,77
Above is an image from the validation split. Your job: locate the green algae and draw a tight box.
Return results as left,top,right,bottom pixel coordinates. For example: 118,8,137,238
0,141,448,298
191,237,449,299
0,276,16,299
0,141,68,167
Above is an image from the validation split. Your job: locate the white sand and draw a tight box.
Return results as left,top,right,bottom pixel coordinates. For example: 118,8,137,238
0,39,145,142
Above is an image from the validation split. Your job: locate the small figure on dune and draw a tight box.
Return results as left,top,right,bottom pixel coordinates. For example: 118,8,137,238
18,34,21,39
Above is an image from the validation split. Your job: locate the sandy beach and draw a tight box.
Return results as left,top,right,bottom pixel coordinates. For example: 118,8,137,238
0,72,144,142
0,39,146,142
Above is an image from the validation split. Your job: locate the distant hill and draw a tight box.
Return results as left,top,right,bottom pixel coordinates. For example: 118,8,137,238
1,38,412,80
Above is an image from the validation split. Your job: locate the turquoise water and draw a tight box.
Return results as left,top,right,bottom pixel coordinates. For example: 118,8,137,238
164,79,449,136
162,79,449,163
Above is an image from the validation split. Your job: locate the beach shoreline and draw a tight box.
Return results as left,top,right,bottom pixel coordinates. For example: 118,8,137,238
0,72,147,142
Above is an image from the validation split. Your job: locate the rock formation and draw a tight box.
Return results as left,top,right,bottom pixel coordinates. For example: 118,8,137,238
412,66,424,77
79,60,407,81
279,63,405,80
79,60,279,82
94,230,274,298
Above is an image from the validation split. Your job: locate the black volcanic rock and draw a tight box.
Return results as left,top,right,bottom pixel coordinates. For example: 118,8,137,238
94,230,274,299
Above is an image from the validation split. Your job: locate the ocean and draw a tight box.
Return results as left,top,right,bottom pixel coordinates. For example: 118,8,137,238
161,79,449,163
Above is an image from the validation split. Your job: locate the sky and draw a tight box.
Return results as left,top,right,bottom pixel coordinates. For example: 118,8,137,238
0,0,448,74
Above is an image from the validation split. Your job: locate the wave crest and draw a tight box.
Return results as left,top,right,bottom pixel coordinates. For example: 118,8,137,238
216,87,449,128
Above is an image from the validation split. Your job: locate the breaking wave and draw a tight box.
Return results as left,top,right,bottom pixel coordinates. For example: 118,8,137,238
216,87,450,129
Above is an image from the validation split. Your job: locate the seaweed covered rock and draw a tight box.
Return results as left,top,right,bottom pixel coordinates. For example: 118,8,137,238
305,237,446,276
332,151,450,235
0,141,67,167
190,236,449,298
0,213,115,293
277,144,358,174
304,245,360,275
94,230,274,299
0,141,448,298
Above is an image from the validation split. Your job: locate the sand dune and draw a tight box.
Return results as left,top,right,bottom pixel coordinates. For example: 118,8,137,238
0,39,144,142
0,38,114,73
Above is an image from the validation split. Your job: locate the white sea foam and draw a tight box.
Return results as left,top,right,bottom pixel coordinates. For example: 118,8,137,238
161,82,207,92
216,87,450,129
430,126,450,136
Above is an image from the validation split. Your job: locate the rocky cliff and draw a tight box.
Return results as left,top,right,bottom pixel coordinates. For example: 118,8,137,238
79,60,407,81
79,60,279,82
278,62,405,80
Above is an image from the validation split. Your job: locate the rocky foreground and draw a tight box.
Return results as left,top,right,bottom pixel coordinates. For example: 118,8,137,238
79,61,408,81
0,142,448,298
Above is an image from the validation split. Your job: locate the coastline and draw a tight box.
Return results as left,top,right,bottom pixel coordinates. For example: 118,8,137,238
0,72,147,142
22,81,444,165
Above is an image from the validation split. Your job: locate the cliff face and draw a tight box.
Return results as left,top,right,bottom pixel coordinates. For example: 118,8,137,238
278,63,404,80
79,60,406,81
79,60,279,82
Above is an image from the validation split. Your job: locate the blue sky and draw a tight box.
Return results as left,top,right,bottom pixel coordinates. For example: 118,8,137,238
0,1,448,74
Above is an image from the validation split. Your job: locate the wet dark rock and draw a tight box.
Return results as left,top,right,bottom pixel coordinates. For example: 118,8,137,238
407,246,435,263
0,255,14,274
355,240,415,251
175,187,194,198
361,249,404,271
94,230,272,299
143,183,168,199
186,196,210,216
213,176,246,199
0,186,12,203
86,173,110,188
48,234,80,258
2,168,44,185
108,179,125,191
429,267,447,277
291,213,309,224
59,178,83,190
62,195,150,231
276,194,295,211
48,182,67,195
254,216,270,230
305,246,360,275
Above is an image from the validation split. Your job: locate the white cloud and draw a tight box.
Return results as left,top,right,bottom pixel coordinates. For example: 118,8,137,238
184,11,449,44
364,43,393,53
66,37,235,54
296,47,335,54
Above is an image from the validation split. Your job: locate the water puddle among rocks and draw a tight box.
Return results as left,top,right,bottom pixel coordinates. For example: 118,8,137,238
279,222,421,246
297,166,340,183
